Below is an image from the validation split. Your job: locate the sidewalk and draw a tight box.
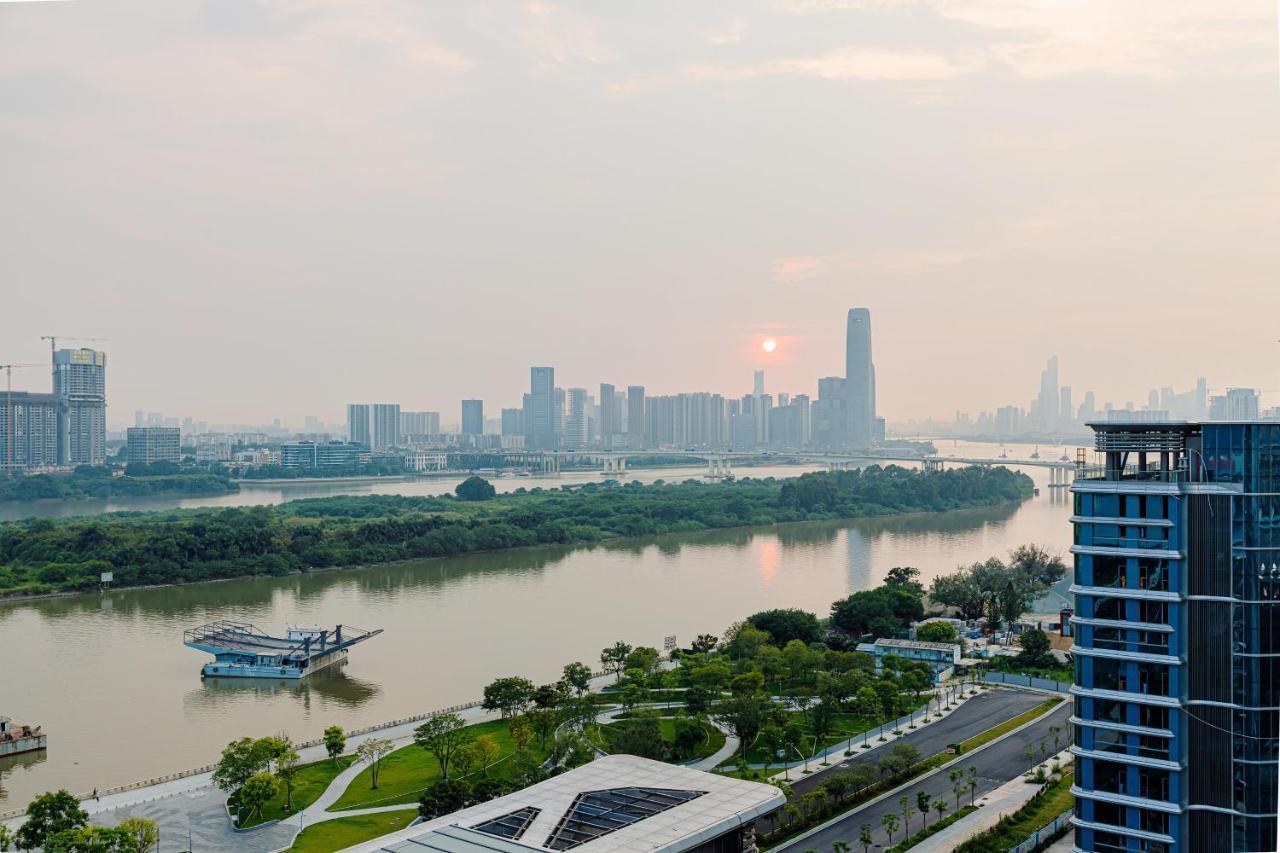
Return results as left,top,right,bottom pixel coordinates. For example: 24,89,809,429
913,750,1072,852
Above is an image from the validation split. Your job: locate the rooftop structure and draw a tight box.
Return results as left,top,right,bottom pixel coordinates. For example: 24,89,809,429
346,754,784,853
0,717,47,758
183,621,382,680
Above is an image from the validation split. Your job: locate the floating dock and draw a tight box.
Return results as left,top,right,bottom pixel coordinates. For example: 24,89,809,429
183,621,383,679
0,717,47,757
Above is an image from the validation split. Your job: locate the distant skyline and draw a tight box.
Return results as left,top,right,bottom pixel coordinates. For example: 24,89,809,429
3,0,1277,424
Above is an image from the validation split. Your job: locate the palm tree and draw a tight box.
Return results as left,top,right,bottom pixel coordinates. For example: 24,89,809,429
933,800,948,825
832,842,850,853
915,790,932,832
858,823,873,853
900,794,915,839
880,812,899,845
1049,725,1062,754
967,766,978,805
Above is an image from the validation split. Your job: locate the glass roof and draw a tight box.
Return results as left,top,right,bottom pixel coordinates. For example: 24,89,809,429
545,787,706,850
472,807,541,841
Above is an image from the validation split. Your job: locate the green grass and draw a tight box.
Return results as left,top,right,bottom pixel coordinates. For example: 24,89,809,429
954,769,1074,852
957,698,1062,753
242,757,354,827
596,717,726,762
329,719,547,811
886,804,978,851
288,809,418,852
718,704,923,769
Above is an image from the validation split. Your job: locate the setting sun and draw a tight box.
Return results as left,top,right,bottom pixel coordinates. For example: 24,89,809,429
762,338,777,353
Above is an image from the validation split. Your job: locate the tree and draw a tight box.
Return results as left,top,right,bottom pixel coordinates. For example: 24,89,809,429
44,826,137,851
830,583,924,639
967,766,978,804
690,633,718,654
880,811,899,845
950,767,964,810
820,774,852,810
915,790,931,832
811,694,840,743
0,826,13,852
562,661,592,696
928,568,987,621
730,670,765,697
212,737,269,793
884,566,923,592
455,476,496,501
472,734,501,776
914,620,959,645
418,778,473,818
1049,725,1062,754
611,712,665,760
277,743,300,812
238,772,279,825
933,800,948,825
15,791,88,851
745,608,823,646
414,714,474,781
117,817,159,853
880,743,921,778
600,641,633,682
672,716,706,761
323,725,346,764
858,823,873,853
713,695,773,767
899,794,916,840
356,738,394,790
832,842,850,853
723,623,772,660
482,676,536,718
1015,628,1057,669
623,646,661,676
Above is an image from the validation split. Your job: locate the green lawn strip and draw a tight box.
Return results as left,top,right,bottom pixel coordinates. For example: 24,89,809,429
886,805,978,852
954,769,1074,852
241,757,355,827
288,809,418,853
329,719,546,811
885,799,972,845
594,718,726,762
956,698,1062,754
718,704,922,769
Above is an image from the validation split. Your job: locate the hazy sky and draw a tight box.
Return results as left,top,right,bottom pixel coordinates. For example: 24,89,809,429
2,0,1277,426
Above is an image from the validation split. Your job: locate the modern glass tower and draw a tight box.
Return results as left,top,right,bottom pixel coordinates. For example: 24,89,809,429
1070,421,1280,852
845,308,875,448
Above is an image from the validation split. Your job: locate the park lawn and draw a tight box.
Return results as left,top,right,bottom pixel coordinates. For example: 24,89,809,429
597,718,726,763
955,769,1074,852
329,719,548,811
242,756,354,827
288,809,418,852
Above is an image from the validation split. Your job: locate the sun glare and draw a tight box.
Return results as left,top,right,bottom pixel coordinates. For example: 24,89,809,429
762,338,777,353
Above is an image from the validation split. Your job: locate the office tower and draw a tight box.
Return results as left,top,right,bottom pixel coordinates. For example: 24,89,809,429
370,403,401,449
1039,355,1060,423
461,400,484,435
845,308,875,447
347,404,371,446
53,348,107,465
1209,389,1260,421
565,388,589,448
730,414,755,452
995,405,1022,435
501,408,523,436
0,392,59,472
126,427,181,465
812,377,846,447
524,367,556,449
1147,389,1160,410
627,386,645,450
553,388,565,445
1071,421,1280,852
754,393,771,444
1079,391,1097,423
1060,386,1073,427
753,370,765,397
599,383,619,447
794,394,812,446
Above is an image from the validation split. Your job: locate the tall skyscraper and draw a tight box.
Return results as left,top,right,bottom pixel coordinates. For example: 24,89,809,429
524,367,556,449
1034,355,1060,426
1071,421,1280,852
565,388,589,448
500,407,523,436
0,392,59,472
346,404,371,447
845,308,875,448
753,370,765,397
370,404,401,450
626,386,645,450
461,400,484,435
53,348,107,464
599,383,619,447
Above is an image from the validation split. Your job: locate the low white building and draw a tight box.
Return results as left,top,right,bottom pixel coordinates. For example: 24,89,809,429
344,754,785,853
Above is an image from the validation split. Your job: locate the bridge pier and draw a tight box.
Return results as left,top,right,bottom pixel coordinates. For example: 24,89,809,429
600,456,627,476
705,457,733,479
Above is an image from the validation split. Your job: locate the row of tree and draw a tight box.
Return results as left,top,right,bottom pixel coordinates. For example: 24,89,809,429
0,792,156,852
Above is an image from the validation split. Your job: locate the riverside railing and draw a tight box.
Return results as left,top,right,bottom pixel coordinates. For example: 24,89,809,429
0,669,613,822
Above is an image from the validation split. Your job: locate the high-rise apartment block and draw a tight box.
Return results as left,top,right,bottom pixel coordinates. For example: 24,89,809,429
53,348,107,465
461,400,484,436
0,392,60,472
1071,421,1280,852
346,404,371,447
126,426,181,465
524,367,556,449
845,309,875,448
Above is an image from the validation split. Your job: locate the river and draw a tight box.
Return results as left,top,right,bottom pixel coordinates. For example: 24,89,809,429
0,440,1076,807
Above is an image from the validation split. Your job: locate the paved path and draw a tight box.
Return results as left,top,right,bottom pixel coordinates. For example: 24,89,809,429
776,700,1071,851
913,750,1072,852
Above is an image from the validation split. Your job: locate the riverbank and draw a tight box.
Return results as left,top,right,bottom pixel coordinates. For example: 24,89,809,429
0,466,1033,599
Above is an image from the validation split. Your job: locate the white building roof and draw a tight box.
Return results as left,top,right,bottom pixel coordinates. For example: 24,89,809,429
870,638,960,653
343,754,785,853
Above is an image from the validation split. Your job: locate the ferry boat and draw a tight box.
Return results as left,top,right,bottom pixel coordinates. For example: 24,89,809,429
184,621,382,680
0,716,46,757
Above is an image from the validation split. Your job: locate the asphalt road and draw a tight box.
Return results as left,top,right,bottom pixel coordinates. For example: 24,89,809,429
777,700,1073,851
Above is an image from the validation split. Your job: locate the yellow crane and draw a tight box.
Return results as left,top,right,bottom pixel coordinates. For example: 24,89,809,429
1,364,43,476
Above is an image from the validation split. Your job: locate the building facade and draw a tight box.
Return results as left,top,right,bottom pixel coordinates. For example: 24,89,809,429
524,367,556,449
346,404,371,447
126,427,181,465
1070,421,1280,853
0,392,59,472
461,400,484,436
53,348,107,465
369,403,400,450
845,308,875,448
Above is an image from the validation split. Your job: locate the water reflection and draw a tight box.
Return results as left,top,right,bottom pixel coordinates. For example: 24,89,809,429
0,751,47,801
191,664,381,712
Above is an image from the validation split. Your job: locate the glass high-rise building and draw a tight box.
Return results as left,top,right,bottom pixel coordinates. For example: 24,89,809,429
1070,421,1280,853
845,308,875,448
461,399,484,436
53,348,107,465
524,367,556,449
346,404,371,447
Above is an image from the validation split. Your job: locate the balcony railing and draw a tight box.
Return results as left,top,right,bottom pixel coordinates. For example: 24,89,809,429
1076,465,1190,484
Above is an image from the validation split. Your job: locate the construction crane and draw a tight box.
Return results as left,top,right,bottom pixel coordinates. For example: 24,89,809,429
1,364,42,477
39,335,107,383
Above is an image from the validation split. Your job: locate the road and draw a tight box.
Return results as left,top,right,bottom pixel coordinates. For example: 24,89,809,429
777,700,1072,851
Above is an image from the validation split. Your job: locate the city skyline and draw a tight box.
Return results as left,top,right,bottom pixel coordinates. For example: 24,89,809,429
3,2,1279,425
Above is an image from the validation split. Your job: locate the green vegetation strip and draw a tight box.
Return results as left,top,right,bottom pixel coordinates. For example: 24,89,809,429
887,804,978,852
288,809,418,852
0,466,1031,596
241,757,353,828
957,698,1062,754
954,768,1074,852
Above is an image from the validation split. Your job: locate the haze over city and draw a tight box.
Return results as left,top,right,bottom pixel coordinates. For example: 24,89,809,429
3,0,1279,426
